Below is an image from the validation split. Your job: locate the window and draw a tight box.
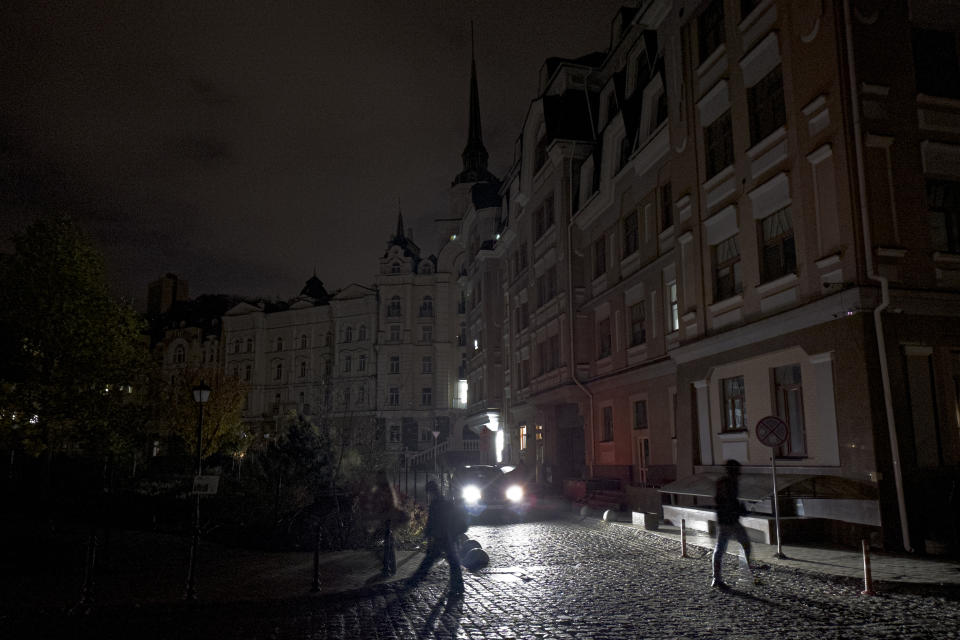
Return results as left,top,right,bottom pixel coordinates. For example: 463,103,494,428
623,211,639,257
388,296,402,317
760,206,796,281
299,361,307,378
420,296,433,317
720,376,746,432
698,0,725,64
358,353,367,372
534,125,549,173
244,365,251,381
273,393,281,414
174,345,185,364
422,325,433,343
607,90,619,123
537,266,558,306
634,52,650,96
630,301,647,346
774,364,807,457
593,236,607,278
458,290,467,313
421,387,433,406
342,355,352,373
389,355,400,374
748,66,786,146
276,337,283,352
324,359,332,376
388,387,399,406
246,338,253,353
298,391,304,409
601,406,614,442
927,179,960,253
389,325,401,342
358,325,367,341
520,425,528,450
300,334,307,349
391,262,401,273
667,280,680,332
597,317,612,359
660,183,673,231
233,339,240,353
913,29,960,99
357,385,365,405
619,134,633,171
549,334,561,371
705,111,734,179
713,236,743,301
519,302,529,330
741,0,761,20
325,332,332,346
389,424,401,443
344,326,353,343
274,362,282,380
232,366,239,379
343,388,351,408
633,400,648,430
519,242,529,270
422,356,433,374
534,196,555,239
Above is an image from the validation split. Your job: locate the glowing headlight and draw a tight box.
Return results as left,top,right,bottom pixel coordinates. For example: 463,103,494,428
505,484,524,503
462,485,482,504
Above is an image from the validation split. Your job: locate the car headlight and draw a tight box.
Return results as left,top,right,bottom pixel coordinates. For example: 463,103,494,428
462,485,482,504
505,484,524,503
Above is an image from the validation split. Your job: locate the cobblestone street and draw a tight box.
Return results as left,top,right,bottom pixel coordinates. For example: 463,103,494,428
27,515,959,639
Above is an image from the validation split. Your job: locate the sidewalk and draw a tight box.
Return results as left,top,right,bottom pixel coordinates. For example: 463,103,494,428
581,509,960,587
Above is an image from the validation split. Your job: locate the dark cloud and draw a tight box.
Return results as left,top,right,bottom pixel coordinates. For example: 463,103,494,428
1,0,625,308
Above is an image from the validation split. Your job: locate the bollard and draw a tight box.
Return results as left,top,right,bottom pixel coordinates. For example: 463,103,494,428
311,524,322,592
861,538,875,596
680,518,689,558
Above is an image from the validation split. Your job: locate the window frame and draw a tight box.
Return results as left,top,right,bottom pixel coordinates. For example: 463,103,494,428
720,375,747,432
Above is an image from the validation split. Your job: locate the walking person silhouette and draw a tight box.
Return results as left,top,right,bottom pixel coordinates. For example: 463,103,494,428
406,481,464,595
711,460,756,589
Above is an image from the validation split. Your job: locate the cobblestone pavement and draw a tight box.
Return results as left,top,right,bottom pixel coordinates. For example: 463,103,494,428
16,516,960,639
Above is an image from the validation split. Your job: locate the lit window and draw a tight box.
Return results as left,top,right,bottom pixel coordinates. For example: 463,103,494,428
667,280,680,332
520,425,528,450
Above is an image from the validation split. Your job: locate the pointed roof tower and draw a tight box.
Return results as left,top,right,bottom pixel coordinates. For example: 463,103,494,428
384,203,420,259
453,23,498,186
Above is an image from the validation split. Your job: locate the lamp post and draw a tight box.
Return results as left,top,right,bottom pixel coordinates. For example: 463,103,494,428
184,381,211,601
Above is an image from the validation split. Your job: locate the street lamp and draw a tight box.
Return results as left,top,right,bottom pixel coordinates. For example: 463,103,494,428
184,381,211,600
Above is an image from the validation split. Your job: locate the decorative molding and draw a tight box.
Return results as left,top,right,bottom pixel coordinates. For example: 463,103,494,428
740,32,780,88
801,17,820,43
704,205,739,245
748,172,791,219
902,345,933,357
807,143,833,165
697,80,730,126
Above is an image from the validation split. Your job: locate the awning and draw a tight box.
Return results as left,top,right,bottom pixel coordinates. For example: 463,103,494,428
658,473,876,502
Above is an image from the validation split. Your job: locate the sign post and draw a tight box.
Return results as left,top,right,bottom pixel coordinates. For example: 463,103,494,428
755,416,789,559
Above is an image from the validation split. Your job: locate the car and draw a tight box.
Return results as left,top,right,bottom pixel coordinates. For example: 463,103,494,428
451,464,529,519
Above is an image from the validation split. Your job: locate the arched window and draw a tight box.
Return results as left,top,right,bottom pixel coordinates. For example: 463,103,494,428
358,325,367,341
275,362,283,380
246,338,253,353
233,339,241,353
300,334,307,349
388,296,402,317
276,337,283,352
174,345,185,364
300,361,307,377
345,326,353,343
419,295,433,317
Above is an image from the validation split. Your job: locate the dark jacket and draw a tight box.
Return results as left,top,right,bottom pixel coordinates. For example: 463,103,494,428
715,475,743,525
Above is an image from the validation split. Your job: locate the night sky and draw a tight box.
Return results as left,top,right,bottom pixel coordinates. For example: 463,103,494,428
1,1,625,308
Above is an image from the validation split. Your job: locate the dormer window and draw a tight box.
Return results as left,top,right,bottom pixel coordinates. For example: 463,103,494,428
391,262,401,273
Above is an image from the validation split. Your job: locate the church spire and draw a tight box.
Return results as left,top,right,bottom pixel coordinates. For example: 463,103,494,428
394,206,405,241
453,22,496,186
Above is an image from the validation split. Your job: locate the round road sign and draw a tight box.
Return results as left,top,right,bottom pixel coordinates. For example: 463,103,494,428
755,415,789,448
